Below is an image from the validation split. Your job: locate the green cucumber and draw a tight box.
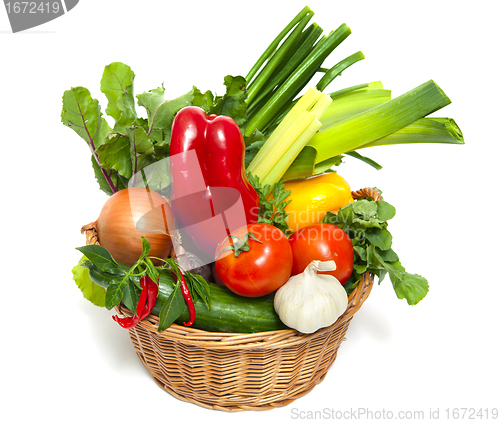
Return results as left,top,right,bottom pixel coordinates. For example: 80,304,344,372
87,265,288,333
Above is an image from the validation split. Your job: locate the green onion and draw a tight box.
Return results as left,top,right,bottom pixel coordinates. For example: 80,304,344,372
245,6,313,84
246,11,314,104
247,23,324,113
316,51,365,92
245,23,352,136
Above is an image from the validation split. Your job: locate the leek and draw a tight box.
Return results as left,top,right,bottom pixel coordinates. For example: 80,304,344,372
284,115,462,180
320,85,392,128
308,80,451,163
328,81,384,99
359,117,464,148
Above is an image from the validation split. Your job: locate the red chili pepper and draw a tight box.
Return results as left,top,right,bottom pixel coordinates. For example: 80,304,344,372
138,275,159,320
112,314,139,328
112,275,158,329
170,106,260,258
173,271,196,326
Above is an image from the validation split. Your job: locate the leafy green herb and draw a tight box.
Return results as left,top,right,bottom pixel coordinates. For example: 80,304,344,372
158,282,185,332
323,197,429,305
247,173,292,235
122,278,140,314
157,257,211,312
75,238,211,330
71,257,106,307
76,244,141,310
61,62,251,196
209,75,248,126
75,244,124,275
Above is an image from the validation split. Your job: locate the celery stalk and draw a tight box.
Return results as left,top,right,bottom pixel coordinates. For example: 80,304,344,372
262,118,322,189
247,88,321,174
250,111,316,179
308,80,452,163
309,90,334,117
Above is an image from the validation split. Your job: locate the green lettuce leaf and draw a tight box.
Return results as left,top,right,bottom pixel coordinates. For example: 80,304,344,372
71,257,106,307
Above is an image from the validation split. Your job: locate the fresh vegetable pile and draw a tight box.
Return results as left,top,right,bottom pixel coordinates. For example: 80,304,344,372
67,6,463,335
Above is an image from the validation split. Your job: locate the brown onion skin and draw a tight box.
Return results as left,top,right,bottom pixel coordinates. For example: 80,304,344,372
96,187,175,266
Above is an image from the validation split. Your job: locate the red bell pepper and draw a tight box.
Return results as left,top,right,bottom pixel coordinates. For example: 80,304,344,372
169,106,259,259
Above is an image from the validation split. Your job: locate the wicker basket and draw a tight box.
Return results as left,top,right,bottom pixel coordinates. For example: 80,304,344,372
86,187,381,411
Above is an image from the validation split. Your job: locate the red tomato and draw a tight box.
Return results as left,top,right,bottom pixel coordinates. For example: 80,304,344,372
288,223,353,285
214,223,293,297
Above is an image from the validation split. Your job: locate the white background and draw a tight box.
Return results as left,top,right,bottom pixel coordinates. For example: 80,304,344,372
1,0,499,421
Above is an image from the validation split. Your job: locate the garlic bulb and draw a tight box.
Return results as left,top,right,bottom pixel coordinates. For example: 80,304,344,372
274,260,348,334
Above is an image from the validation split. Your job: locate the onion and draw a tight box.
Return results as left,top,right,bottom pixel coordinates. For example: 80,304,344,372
82,187,175,265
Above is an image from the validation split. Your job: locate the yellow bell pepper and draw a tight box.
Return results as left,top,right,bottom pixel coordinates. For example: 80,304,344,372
283,172,353,233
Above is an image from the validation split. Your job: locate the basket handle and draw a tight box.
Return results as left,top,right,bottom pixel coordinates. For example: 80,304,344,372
351,187,383,202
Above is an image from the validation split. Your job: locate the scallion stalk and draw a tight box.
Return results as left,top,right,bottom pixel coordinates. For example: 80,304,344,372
316,51,365,92
247,23,324,112
245,6,313,84
246,11,314,104
244,23,352,136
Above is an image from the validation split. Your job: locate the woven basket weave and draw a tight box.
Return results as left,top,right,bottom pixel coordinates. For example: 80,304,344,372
86,187,381,411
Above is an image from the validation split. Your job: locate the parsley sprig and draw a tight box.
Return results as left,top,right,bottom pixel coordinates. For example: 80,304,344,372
247,173,292,236
323,197,429,305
